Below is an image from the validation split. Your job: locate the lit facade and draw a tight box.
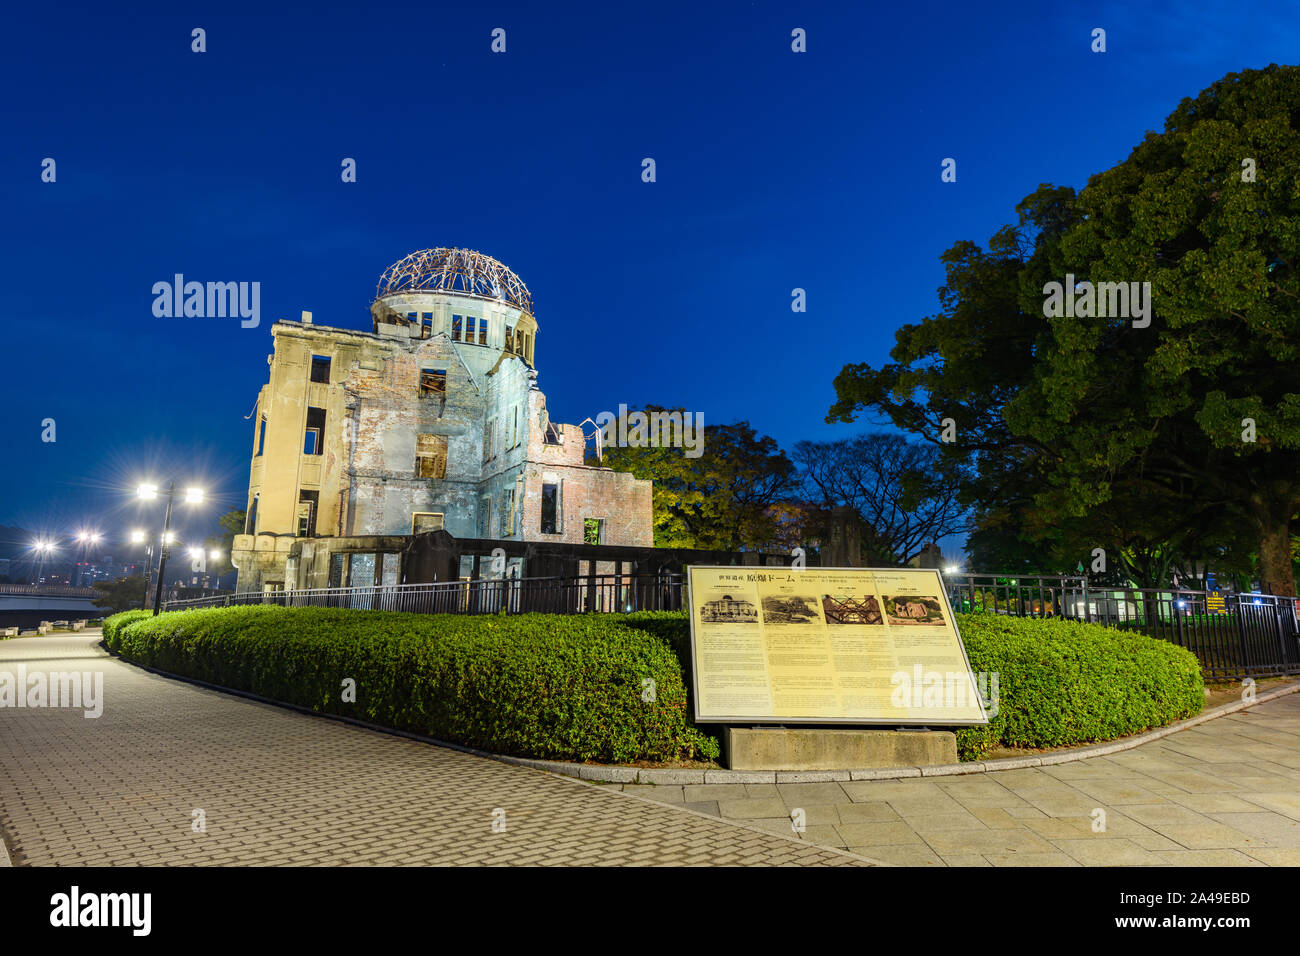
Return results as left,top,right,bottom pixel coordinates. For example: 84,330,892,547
231,248,652,592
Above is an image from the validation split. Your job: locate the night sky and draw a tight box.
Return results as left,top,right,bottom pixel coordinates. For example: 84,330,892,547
3,0,1297,566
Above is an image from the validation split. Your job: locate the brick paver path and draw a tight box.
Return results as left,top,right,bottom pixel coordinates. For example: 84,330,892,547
605,693,1300,866
0,633,869,866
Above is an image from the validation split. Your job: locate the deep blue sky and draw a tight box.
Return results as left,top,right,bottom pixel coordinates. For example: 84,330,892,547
3,0,1297,566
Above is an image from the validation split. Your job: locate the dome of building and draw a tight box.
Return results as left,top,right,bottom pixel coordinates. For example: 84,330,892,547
375,248,533,315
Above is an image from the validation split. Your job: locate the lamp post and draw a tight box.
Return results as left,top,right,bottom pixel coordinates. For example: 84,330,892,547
138,482,204,615
32,539,55,586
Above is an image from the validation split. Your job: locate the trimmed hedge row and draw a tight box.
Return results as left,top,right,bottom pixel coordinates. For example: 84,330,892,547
101,606,719,763
612,610,1205,760
952,612,1204,759
99,606,1204,765
102,610,152,645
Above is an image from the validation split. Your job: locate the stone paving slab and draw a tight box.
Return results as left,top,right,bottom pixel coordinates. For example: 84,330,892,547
600,692,1300,866
0,634,873,867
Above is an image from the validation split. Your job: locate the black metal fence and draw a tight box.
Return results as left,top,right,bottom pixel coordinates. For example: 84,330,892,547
162,570,1300,681
163,573,686,616
945,574,1300,679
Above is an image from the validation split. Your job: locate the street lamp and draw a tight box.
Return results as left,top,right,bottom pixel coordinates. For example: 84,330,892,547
137,481,207,615
31,539,55,585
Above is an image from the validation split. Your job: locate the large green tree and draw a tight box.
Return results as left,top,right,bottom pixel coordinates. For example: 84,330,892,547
832,65,1300,594
599,408,797,550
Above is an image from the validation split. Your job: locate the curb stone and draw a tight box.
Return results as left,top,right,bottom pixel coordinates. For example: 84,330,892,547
515,682,1300,784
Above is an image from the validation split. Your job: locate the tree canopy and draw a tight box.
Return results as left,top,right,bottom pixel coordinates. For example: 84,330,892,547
830,64,1300,592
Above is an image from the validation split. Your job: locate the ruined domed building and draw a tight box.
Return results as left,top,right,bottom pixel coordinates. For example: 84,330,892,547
230,248,654,592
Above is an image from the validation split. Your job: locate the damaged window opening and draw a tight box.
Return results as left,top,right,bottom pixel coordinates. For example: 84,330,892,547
544,422,561,445
584,518,604,545
466,316,477,343
255,416,267,456
501,486,516,536
412,512,444,534
541,482,560,534
296,490,319,537
452,315,462,341
420,368,447,395
478,317,488,345
416,433,448,479
304,407,325,455
310,355,331,383
421,312,433,339
505,325,514,353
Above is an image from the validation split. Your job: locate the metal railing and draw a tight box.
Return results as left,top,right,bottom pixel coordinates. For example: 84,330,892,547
944,574,1300,679
160,570,1300,681
0,584,101,597
163,573,687,616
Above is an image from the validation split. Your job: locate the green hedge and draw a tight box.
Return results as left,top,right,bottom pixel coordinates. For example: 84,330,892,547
102,610,152,646
102,606,719,763
953,612,1204,759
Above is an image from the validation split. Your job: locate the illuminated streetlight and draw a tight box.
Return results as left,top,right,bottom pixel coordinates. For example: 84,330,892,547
31,539,55,585
130,530,146,544
943,564,961,575
137,480,210,615
188,547,204,561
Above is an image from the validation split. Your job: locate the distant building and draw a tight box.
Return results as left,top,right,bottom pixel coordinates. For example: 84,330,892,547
908,541,945,571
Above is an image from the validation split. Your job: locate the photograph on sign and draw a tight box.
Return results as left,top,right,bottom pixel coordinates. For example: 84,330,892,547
687,566,988,726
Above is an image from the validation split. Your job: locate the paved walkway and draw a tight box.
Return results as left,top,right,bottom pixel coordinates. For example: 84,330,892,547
601,693,1300,866
0,633,868,866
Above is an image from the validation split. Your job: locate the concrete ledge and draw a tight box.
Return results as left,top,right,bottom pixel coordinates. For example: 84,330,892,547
919,762,986,777
724,727,958,772
704,770,777,784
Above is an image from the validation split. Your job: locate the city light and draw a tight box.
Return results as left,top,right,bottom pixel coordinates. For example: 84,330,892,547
184,487,205,504
130,530,146,544
188,547,204,560
32,539,55,553
943,564,961,575
76,531,102,544
162,531,176,545
136,483,159,500
210,550,222,561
